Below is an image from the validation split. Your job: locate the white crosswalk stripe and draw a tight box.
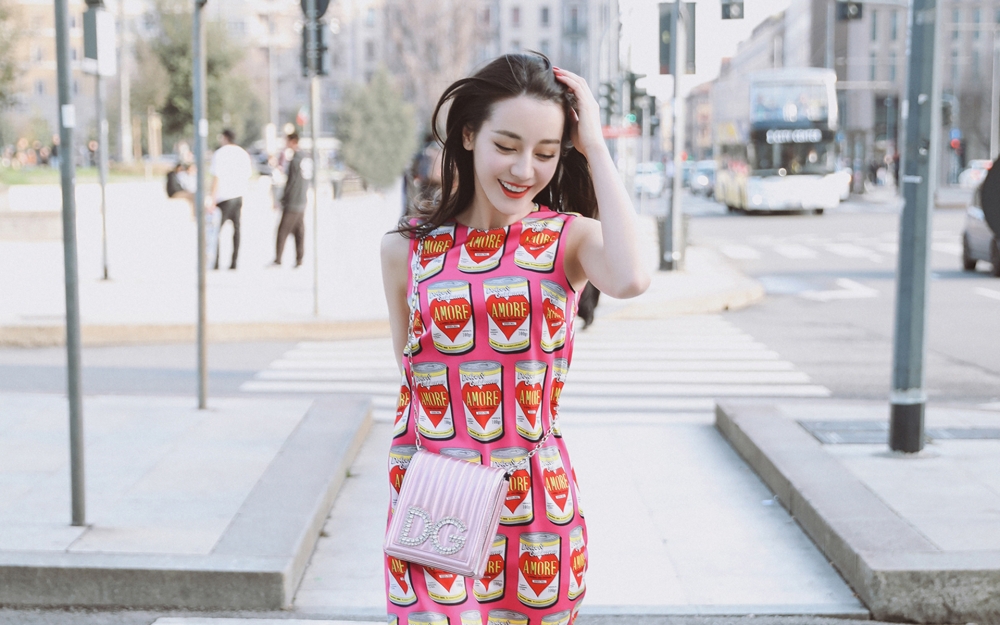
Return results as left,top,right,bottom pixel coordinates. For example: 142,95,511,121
240,315,831,420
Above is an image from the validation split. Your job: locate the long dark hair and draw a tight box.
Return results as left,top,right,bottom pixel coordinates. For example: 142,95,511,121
397,53,602,325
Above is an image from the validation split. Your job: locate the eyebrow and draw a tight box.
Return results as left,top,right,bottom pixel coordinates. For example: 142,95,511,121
492,130,562,145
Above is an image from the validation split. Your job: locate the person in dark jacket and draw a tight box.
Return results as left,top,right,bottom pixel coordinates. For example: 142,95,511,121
273,132,308,267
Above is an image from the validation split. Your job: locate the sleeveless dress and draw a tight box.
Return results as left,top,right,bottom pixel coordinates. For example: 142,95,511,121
385,207,589,625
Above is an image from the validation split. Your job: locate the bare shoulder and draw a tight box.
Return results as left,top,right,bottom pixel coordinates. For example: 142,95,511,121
563,214,601,249
381,230,411,270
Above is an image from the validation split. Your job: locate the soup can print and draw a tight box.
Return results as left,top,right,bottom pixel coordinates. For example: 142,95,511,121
460,360,504,442
571,467,584,518
393,378,411,439
424,567,467,605
387,556,417,606
460,611,484,625
407,611,449,625
412,362,455,440
389,615,398,625
514,360,547,441
388,445,417,513
538,446,574,525
541,611,571,625
404,301,425,357
486,610,528,625
549,358,568,429
539,280,568,352
428,280,475,355
458,226,508,273
515,217,564,272
416,223,456,282
473,534,507,603
517,532,561,608
567,525,587,600
490,447,533,525
483,277,531,353
441,448,482,464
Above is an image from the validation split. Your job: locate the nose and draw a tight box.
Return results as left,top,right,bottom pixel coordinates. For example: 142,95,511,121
510,151,533,182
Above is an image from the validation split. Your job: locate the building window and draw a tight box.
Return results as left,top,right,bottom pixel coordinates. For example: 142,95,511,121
869,52,877,81
541,6,550,27
73,79,78,95
365,40,376,61
871,10,877,41
366,7,376,27
70,14,76,29
71,47,77,61
973,50,980,74
540,39,550,56
33,46,43,62
953,9,960,40
570,6,579,31
951,49,959,80
35,80,45,96
889,52,896,81
483,7,490,26
511,39,520,52
890,11,898,40
973,8,981,40
511,7,520,28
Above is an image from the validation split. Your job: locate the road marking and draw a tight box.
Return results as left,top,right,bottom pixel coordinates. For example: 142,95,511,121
719,244,762,260
773,243,819,259
824,243,884,262
801,278,879,302
975,287,1000,301
931,242,963,256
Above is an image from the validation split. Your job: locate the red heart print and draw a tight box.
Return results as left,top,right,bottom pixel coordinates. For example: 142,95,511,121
515,381,543,428
504,469,531,512
486,294,530,339
543,467,570,511
426,566,461,592
518,552,559,596
519,228,558,259
412,308,425,340
570,547,587,588
542,298,565,338
479,553,505,586
388,557,410,593
389,465,406,494
465,228,506,263
429,297,472,342
420,233,453,267
417,384,450,427
395,385,410,427
550,379,564,417
461,383,502,428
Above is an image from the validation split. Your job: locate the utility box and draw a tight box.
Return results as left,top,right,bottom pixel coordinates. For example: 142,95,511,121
83,7,117,77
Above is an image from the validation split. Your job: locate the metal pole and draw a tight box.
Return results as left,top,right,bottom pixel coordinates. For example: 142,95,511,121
826,0,835,70
193,0,208,409
116,0,132,163
96,74,109,280
991,30,1000,159
305,0,320,317
668,0,687,271
54,0,86,527
889,0,941,453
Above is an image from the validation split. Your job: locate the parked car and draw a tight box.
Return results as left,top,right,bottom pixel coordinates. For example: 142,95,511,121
689,160,716,197
958,159,992,189
681,161,696,188
634,161,665,197
961,186,1000,276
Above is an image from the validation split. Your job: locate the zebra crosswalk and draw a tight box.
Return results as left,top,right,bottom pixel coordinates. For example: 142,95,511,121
239,315,830,421
711,230,962,264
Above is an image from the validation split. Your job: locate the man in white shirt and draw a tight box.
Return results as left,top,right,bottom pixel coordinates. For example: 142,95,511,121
209,129,252,270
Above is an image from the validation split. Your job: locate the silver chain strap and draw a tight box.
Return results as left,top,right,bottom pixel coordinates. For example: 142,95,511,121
404,234,559,469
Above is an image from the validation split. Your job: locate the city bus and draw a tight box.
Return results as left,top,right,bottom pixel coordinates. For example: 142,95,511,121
713,68,842,214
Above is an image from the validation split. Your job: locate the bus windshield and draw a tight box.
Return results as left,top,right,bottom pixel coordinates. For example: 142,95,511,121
750,83,829,126
749,140,834,176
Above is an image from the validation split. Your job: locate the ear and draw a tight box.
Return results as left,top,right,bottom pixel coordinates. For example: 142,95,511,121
462,125,475,151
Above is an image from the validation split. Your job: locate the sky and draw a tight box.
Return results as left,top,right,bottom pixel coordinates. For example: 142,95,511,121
619,0,792,99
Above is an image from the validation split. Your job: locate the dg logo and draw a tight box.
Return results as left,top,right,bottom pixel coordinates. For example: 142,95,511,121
396,507,469,555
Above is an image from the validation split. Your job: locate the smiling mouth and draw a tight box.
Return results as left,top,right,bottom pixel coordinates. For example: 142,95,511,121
499,180,530,198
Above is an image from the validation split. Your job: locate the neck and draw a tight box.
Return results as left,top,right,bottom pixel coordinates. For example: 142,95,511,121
455,190,538,230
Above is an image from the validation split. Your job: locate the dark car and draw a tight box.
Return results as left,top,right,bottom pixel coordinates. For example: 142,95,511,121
961,186,1000,276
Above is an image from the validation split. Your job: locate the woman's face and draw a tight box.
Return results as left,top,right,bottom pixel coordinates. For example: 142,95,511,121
463,95,565,220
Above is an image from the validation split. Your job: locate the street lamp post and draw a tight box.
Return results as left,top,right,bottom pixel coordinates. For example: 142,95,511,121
193,0,208,409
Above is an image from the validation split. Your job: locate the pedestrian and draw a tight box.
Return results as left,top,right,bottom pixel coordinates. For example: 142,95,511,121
208,128,252,270
272,132,307,267
379,53,649,623
166,162,198,218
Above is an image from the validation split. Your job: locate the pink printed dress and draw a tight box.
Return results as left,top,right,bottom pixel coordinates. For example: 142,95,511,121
385,207,588,625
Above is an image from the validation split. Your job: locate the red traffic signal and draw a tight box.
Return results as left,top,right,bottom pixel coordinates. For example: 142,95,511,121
950,138,961,150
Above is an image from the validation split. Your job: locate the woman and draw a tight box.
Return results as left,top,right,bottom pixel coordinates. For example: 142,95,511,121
381,53,649,625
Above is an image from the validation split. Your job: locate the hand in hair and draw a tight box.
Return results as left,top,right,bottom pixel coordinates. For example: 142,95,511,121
552,67,604,160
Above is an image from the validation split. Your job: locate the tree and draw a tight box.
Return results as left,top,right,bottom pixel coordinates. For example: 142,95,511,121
336,68,417,189
0,0,22,111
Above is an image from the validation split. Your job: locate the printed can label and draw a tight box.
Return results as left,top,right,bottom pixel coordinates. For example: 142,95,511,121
386,556,417,606
473,533,507,603
549,358,568,430
459,226,508,273
538,446,574,525
514,360,547,441
567,525,587,600
539,280,568,352
416,224,455,282
541,611,571,625
428,280,475,355
388,614,398,625
486,609,528,625
515,217,564,272
460,360,504,442
483,276,531,353
393,377,410,438
388,445,417,513
404,301,425,357
407,611,450,625
572,467,584,518
424,567,467,605
440,448,482,464
461,610,484,625
517,531,561,608
412,363,454,440
491,447,533,525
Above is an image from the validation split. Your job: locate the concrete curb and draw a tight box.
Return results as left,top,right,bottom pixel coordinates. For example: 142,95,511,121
0,396,373,610
0,321,391,348
715,401,1000,624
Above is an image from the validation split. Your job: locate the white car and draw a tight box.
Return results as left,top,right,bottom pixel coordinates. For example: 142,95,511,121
634,162,665,197
958,160,993,189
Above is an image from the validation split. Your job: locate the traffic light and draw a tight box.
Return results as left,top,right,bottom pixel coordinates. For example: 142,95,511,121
301,19,331,77
84,0,105,6
626,71,646,126
722,0,743,20
300,0,331,18
598,81,617,126
836,1,862,21
658,2,695,75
